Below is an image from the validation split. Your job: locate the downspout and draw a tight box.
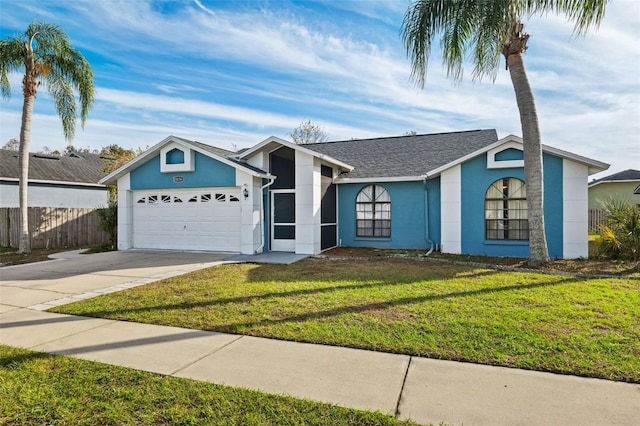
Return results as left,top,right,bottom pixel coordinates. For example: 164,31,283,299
423,177,435,257
256,176,276,254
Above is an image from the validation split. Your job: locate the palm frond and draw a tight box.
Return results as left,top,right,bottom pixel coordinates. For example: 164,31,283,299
45,68,77,140
2,20,95,140
523,0,609,35
0,38,26,99
401,0,609,87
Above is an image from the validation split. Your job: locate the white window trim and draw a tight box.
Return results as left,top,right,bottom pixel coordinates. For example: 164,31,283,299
160,142,194,173
487,141,524,169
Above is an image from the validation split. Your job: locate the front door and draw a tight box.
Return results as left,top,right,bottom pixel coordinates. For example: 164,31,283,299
271,190,295,251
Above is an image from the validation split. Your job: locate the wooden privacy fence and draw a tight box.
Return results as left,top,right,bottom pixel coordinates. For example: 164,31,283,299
589,208,608,233
0,207,109,249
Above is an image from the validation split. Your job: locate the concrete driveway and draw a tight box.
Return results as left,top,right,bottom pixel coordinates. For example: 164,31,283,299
0,250,230,313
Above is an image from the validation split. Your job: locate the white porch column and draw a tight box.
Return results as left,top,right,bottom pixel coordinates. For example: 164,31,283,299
237,171,262,255
440,165,462,254
563,160,589,259
117,174,132,250
295,151,321,254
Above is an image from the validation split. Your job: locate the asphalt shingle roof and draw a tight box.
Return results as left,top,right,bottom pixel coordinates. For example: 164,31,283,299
0,149,107,184
589,169,640,186
304,129,498,179
181,138,236,158
185,139,268,175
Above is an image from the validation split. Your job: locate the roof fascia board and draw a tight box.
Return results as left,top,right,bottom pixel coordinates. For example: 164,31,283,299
500,134,609,173
237,136,291,159
99,136,174,184
540,144,609,174
589,179,640,188
426,138,509,177
335,175,426,184
238,136,354,171
100,135,268,185
0,177,106,188
179,141,268,178
426,134,609,177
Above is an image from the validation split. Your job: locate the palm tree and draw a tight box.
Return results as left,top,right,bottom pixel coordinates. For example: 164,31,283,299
1,21,94,253
401,0,608,265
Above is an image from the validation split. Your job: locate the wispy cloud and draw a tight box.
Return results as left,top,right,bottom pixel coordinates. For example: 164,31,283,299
0,0,637,176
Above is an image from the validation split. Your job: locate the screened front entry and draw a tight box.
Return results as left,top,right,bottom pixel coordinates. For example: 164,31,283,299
271,191,295,251
270,146,296,251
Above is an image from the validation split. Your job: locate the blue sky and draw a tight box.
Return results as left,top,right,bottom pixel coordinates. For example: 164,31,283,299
1,0,638,179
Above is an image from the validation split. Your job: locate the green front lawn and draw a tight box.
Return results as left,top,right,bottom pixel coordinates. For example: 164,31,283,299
53,258,640,382
0,345,414,425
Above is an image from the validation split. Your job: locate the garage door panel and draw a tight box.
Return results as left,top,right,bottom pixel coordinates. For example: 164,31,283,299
132,189,241,252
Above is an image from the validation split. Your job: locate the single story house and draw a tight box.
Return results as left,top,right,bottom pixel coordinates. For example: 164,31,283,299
0,149,109,208
101,130,608,259
588,169,640,209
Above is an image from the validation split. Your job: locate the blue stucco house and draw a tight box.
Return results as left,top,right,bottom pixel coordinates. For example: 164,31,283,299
101,129,608,259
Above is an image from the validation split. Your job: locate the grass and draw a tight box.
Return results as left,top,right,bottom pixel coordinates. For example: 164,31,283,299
0,246,70,266
53,257,640,383
0,345,415,425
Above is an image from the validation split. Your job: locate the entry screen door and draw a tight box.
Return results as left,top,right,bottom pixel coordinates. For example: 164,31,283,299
271,191,295,251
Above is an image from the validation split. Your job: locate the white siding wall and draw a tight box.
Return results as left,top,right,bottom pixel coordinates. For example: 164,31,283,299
236,170,262,255
117,174,132,250
0,182,108,208
246,151,268,170
295,150,321,255
440,165,462,254
563,159,589,258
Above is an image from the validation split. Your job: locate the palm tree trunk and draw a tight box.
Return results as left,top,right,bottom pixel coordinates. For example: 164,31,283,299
17,93,34,253
506,52,550,265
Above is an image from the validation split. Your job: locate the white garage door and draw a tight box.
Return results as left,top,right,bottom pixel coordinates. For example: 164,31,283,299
132,189,241,252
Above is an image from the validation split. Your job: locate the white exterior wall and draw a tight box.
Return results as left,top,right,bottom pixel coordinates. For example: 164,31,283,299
563,159,589,259
117,174,133,250
0,182,108,208
295,150,321,255
236,170,263,255
246,151,268,170
440,165,462,254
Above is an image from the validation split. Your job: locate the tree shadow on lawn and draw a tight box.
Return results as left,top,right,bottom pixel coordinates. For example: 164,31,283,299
69,268,581,334
0,347,51,369
213,275,584,332
68,266,501,318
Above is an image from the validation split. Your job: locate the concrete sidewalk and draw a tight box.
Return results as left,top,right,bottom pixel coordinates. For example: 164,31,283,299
2,309,638,425
1,250,639,425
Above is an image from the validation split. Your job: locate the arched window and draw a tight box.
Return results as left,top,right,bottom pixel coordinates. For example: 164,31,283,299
485,178,528,240
356,185,390,237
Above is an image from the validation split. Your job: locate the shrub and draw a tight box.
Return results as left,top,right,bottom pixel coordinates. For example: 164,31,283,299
97,198,117,249
596,198,640,260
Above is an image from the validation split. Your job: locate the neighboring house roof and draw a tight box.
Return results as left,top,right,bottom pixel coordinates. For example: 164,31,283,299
305,129,499,181
0,149,107,186
100,135,272,185
588,169,640,188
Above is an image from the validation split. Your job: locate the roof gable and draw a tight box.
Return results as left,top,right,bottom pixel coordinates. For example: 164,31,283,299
427,135,608,179
237,136,354,172
305,129,499,181
100,136,270,185
0,149,106,185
